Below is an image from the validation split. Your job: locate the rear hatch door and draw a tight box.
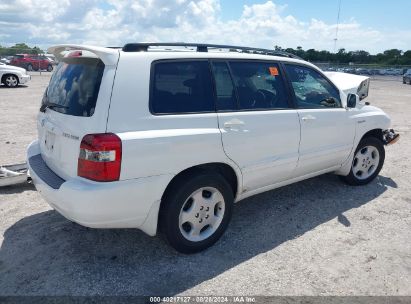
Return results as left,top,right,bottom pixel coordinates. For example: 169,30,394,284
37,45,119,180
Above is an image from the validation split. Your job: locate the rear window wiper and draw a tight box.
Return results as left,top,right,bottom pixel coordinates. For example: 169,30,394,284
40,102,69,112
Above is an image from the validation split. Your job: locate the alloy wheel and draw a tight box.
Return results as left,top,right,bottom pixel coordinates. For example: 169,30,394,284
5,75,18,87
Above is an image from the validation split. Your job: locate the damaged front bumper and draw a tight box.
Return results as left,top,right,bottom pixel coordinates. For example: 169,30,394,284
383,129,400,145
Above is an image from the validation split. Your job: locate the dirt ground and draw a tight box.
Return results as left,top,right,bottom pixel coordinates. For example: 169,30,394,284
0,74,410,296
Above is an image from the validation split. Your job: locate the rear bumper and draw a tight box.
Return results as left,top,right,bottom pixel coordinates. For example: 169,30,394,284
19,74,31,84
27,140,172,235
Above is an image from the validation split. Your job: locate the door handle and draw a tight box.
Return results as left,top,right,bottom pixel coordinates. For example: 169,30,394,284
223,119,245,129
301,115,316,122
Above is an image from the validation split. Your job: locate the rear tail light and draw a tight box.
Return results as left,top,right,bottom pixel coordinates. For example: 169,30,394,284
78,133,122,182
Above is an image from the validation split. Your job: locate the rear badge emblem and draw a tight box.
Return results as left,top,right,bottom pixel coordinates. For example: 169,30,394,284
62,132,80,141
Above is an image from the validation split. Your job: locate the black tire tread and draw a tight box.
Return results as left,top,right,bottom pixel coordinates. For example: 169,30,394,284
160,171,234,254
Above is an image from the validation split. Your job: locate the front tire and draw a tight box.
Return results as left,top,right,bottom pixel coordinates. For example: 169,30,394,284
26,64,33,71
341,137,385,186
47,64,53,72
3,75,19,87
160,172,234,254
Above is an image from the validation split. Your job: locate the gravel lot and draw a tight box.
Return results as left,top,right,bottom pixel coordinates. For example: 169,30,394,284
0,74,410,296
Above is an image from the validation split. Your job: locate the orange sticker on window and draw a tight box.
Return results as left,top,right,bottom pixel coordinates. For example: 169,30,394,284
269,67,279,76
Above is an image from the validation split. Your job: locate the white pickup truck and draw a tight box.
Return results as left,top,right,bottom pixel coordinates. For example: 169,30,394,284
27,43,399,253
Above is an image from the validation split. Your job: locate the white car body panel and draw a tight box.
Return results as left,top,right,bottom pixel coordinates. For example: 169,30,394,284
27,140,172,235
217,110,300,191
335,105,391,176
0,63,31,85
107,52,242,186
295,108,355,176
27,45,393,236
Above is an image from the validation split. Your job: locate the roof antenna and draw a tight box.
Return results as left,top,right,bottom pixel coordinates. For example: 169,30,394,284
333,0,342,53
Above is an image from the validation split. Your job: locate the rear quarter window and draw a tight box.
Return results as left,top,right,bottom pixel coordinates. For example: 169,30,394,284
150,61,214,114
44,57,105,117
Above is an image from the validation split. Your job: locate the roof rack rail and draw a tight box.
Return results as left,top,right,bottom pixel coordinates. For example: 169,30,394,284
122,43,301,59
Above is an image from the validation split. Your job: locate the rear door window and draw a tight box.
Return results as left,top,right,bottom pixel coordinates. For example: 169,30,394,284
151,61,214,114
44,57,105,117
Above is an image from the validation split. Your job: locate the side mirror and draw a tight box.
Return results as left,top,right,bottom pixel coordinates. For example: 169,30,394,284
347,93,359,108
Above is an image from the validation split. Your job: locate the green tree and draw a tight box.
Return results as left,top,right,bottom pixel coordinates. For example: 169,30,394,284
0,43,44,56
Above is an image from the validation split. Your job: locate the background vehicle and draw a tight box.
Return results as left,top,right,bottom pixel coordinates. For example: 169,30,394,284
0,56,13,65
27,43,397,253
403,69,411,84
44,53,58,66
10,54,53,72
0,62,31,87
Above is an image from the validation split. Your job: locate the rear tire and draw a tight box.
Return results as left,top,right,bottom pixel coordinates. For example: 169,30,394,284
26,64,33,71
340,137,385,186
47,64,53,72
160,172,234,254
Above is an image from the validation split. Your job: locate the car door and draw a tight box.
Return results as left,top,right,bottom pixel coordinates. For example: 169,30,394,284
211,60,300,192
38,56,46,70
29,56,39,70
284,63,355,177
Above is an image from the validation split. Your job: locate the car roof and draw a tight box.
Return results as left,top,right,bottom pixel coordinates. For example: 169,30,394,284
48,44,317,69
118,50,320,72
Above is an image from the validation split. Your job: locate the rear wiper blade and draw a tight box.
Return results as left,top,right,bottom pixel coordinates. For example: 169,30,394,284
40,102,69,112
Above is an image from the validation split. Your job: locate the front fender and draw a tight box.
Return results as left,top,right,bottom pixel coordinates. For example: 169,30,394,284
351,105,391,133
335,105,390,176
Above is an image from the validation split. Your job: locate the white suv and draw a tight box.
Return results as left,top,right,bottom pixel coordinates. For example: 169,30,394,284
27,43,399,253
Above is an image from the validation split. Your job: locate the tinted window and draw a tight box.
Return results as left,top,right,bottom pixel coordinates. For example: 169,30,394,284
229,61,289,110
211,62,237,111
285,64,341,108
151,61,214,114
44,57,104,117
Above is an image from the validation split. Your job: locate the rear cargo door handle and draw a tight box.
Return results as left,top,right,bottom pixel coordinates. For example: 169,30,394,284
301,115,316,122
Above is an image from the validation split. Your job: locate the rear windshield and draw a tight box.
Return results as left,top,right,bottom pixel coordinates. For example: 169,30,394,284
44,57,105,117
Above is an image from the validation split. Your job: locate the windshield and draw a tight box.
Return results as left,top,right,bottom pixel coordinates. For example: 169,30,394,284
44,57,104,117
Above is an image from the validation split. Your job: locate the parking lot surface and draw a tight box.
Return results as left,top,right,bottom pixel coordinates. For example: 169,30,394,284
0,75,410,296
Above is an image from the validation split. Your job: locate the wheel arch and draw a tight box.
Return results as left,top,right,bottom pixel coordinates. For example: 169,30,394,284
133,162,241,237
161,162,240,202
361,128,384,142
139,161,242,237
335,127,385,176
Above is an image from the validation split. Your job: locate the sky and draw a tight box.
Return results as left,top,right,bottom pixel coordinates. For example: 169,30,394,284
0,0,410,54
